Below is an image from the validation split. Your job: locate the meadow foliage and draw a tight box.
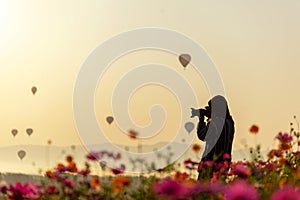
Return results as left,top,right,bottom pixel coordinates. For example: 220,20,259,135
1,124,300,199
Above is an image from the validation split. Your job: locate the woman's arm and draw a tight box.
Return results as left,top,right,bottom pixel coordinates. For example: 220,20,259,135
197,116,208,141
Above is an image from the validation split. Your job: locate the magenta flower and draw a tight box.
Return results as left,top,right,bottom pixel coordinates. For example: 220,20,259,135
276,132,293,143
256,160,268,170
208,182,224,193
224,181,259,200
0,180,7,194
45,185,59,195
232,163,251,179
189,182,205,195
55,164,68,173
128,129,138,139
54,171,63,181
189,182,224,197
202,160,214,167
294,151,300,156
88,151,122,161
8,182,40,199
1,185,7,194
265,162,275,171
78,169,91,176
153,178,187,199
86,152,101,161
223,153,231,159
64,179,76,188
111,164,126,175
111,168,123,175
215,162,229,171
270,186,300,200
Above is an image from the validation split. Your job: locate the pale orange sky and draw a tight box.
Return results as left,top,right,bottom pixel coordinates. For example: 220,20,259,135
1,0,300,154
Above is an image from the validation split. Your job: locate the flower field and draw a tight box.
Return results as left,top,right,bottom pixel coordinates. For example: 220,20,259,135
1,125,300,200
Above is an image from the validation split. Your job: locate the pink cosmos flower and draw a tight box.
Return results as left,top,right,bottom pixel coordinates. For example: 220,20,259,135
276,132,293,143
128,129,138,139
8,182,40,199
87,151,121,161
45,185,59,195
78,169,91,176
64,179,76,188
111,164,126,175
223,153,231,159
224,180,259,200
55,164,68,173
153,178,188,199
265,162,275,171
189,181,224,197
202,160,214,167
270,186,300,200
294,151,300,156
232,163,251,179
0,180,7,194
86,152,101,161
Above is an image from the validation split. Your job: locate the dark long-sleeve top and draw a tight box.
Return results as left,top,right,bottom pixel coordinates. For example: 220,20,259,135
197,116,235,163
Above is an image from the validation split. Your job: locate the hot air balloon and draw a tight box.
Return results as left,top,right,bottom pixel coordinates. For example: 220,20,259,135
11,129,18,137
31,86,37,95
26,128,33,136
184,122,195,134
106,116,114,124
18,150,26,160
151,162,156,170
179,54,191,68
99,160,107,170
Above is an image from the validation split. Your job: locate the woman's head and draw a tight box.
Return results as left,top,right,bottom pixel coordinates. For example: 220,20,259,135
207,95,231,119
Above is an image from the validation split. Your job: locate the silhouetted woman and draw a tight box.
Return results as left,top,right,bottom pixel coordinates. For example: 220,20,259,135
193,95,235,180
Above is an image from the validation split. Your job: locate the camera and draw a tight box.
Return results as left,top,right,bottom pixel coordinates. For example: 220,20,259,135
190,107,209,118
200,108,209,117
